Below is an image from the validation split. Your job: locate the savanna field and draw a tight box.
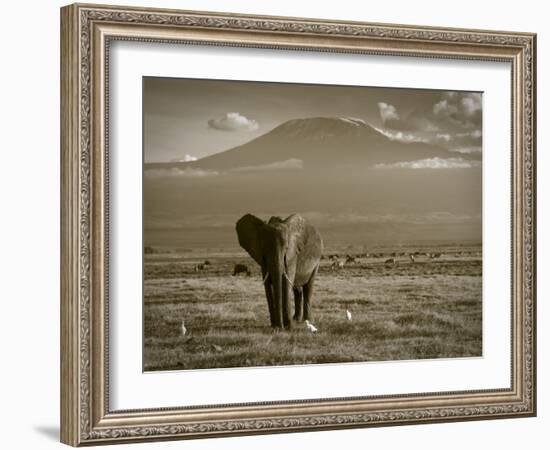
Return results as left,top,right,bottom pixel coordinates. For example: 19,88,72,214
143,246,482,371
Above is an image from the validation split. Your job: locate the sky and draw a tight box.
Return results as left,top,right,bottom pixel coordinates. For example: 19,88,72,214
143,77,482,163
143,77,483,247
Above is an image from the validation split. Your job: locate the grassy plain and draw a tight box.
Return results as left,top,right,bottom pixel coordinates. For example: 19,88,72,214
143,247,482,371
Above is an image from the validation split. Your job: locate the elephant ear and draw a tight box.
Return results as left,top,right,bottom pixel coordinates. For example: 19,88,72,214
284,214,307,259
236,214,265,266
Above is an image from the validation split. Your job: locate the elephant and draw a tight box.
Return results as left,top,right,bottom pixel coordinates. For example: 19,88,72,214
232,263,251,276
236,213,323,330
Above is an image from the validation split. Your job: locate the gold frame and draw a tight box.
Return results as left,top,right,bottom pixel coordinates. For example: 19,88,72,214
60,3,537,446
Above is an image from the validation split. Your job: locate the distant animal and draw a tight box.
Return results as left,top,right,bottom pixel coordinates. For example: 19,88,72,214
181,320,187,336
409,254,416,263
305,320,318,333
346,310,352,321
232,263,251,276
345,255,356,264
331,260,345,270
430,253,442,259
385,258,396,265
236,213,323,330
194,263,205,271
203,260,211,266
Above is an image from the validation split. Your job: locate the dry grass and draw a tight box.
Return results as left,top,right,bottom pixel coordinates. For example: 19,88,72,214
143,249,482,371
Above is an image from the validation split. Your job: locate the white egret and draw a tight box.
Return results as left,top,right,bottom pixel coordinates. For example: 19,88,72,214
305,320,318,333
181,320,187,336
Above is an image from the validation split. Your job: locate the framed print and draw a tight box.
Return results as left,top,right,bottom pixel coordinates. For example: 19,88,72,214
60,3,537,446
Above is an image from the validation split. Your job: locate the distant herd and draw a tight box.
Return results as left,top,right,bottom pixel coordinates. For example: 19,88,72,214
147,243,480,331
326,251,443,270
182,249,480,275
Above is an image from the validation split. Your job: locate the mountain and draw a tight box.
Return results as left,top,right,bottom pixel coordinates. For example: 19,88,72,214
145,117,476,171
143,117,482,248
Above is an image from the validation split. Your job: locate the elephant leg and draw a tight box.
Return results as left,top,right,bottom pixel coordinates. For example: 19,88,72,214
282,276,293,330
293,287,303,322
262,269,276,327
264,282,276,328
303,266,318,322
271,273,284,330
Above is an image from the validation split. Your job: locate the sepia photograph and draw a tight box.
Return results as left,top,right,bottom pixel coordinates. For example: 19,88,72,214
143,77,483,372
59,4,536,444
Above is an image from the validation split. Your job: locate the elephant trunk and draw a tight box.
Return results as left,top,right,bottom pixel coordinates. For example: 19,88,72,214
268,254,294,329
282,270,293,329
270,266,284,329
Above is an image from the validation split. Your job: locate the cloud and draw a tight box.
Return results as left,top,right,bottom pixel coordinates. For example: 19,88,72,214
145,159,303,178
433,131,480,152
424,122,440,132
375,157,481,169
443,92,458,99
447,129,482,152
377,102,400,123
449,146,482,154
208,112,259,131
380,92,482,137
374,126,428,143
435,133,451,142
145,167,219,178
378,104,432,132
375,92,483,156
373,124,481,153
456,129,482,138
432,92,482,129
433,99,459,117
170,154,198,162
461,93,482,116
229,159,303,173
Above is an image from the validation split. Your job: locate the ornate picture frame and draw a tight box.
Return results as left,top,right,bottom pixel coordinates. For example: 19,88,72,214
60,3,536,446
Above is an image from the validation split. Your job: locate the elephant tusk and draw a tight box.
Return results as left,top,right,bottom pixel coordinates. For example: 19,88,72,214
262,271,293,287
283,272,294,289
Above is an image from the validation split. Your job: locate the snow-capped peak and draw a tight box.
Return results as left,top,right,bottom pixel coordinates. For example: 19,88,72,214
338,117,367,126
